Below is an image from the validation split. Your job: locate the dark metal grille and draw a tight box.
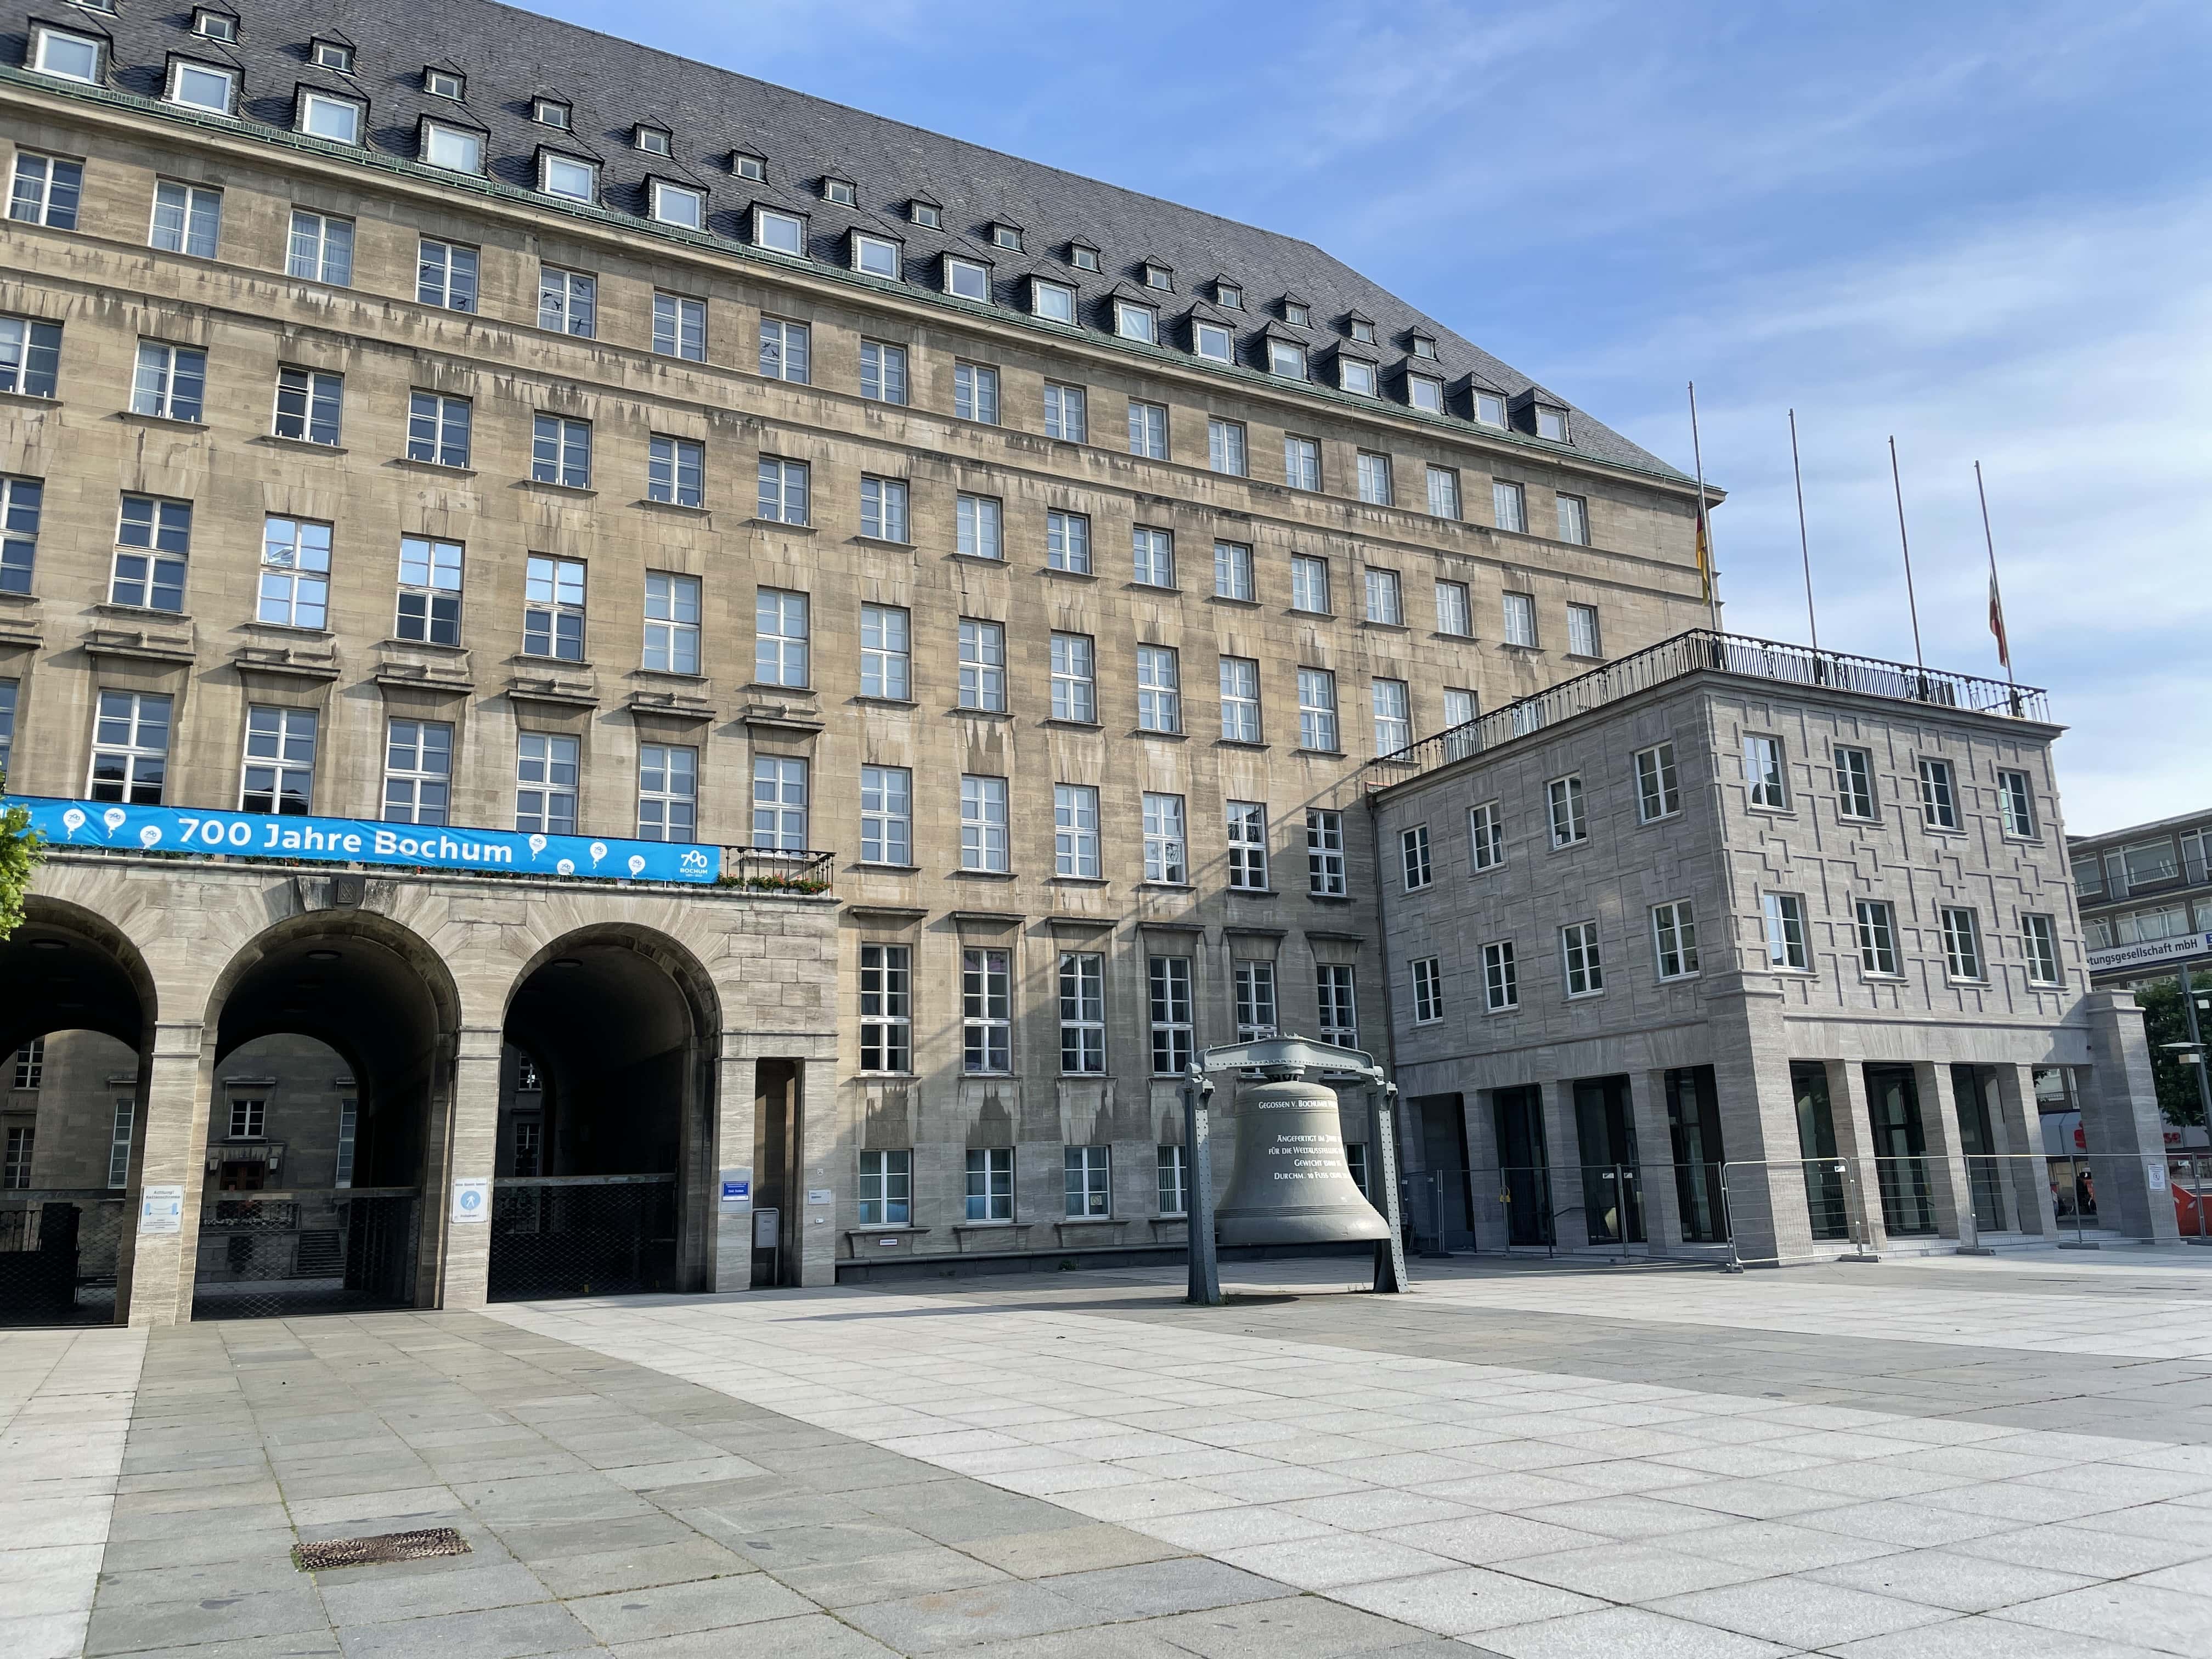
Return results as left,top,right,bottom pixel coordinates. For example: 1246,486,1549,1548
488,1173,678,1301
189,1188,419,1321
294,1528,470,1571
0,1192,126,1327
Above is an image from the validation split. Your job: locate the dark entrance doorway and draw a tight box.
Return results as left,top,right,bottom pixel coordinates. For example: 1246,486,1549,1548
1865,1064,1936,1235
1413,1093,1474,1253
1663,1066,1728,1243
1573,1075,1643,1245
1491,1086,1551,1246
1791,1062,1850,1239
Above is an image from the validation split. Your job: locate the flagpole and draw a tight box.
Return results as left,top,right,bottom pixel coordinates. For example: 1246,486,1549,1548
1974,460,2015,688
1887,436,1925,670
1789,409,1817,653
1688,382,1719,633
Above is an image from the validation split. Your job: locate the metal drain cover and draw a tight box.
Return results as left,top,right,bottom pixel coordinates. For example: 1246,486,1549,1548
293,1528,471,1571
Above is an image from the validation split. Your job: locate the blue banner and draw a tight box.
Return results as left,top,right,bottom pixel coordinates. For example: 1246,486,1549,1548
6,797,719,884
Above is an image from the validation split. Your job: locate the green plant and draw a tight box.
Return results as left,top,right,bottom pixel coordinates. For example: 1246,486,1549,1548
0,766,44,942
2138,977,2208,1128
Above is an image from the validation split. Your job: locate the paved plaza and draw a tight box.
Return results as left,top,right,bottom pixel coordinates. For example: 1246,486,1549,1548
5,1252,2212,1658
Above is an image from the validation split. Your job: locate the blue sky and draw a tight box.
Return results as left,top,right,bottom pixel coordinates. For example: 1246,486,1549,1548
537,0,2210,833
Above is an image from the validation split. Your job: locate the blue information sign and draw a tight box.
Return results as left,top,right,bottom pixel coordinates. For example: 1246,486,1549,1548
6,796,720,884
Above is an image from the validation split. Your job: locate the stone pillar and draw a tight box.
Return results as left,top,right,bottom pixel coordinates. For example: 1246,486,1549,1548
793,1058,838,1286
122,1023,210,1327
1538,1078,1583,1249
1706,981,1813,1266
712,1039,760,1291
1627,1069,1684,1255
1827,1059,1890,1254
1990,1064,2057,1237
1463,1091,1513,1254
2078,991,2182,1243
435,1024,504,1312
1912,1061,1974,1249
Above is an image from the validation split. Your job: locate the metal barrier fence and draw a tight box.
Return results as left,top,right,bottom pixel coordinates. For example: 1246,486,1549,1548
0,1191,127,1326
189,1188,420,1321
488,1173,679,1302
1397,1162,1737,1260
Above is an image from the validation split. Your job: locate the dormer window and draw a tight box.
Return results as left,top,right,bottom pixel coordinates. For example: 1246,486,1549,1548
425,67,464,100
909,199,941,228
422,121,483,174
1216,281,1242,309
1115,300,1158,344
822,176,856,205
635,126,671,156
652,180,706,230
1192,320,1233,363
1407,374,1443,414
1268,340,1307,380
192,10,237,42
1030,277,1075,324
1283,300,1310,326
297,89,364,145
754,207,806,256
1142,263,1172,290
1339,358,1378,397
1474,390,1507,428
1348,317,1375,345
30,25,103,82
732,150,766,182
1535,404,1570,442
312,40,354,73
1069,242,1100,272
851,232,901,279
167,59,238,115
533,97,570,129
1410,332,1437,359
991,222,1023,251
539,153,597,202
944,256,991,302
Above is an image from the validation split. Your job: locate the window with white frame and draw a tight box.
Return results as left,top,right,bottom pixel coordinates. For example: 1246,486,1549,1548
859,475,907,542
1763,893,1810,970
1060,952,1105,1074
257,516,330,629
1425,578,1471,638
1745,734,1788,809
514,732,578,835
1193,319,1233,363
1047,509,1091,574
1116,300,1157,343
286,208,353,284
1373,679,1410,755
636,743,697,841
759,317,810,383
1556,493,1590,545
1284,434,1320,490
167,59,235,114
1065,1145,1111,1217
2022,913,2061,986
954,360,999,422
112,494,190,612
298,92,363,146
1567,603,1601,657
538,264,595,335
382,718,452,824
424,67,464,99
1492,479,1527,533
1316,963,1357,1043
2121,840,2180,885
858,1150,911,1224
961,774,1009,871
532,414,591,488
956,492,1002,558
9,150,82,229
1357,450,1393,506
1364,568,1403,625
1234,959,1278,1041
1143,792,1187,883
1483,941,1518,1011
1917,757,1959,830
1535,404,1569,441
859,944,912,1071
757,455,809,523
959,618,1007,713
1297,668,1339,751
1635,742,1679,821
1214,540,1255,601
1425,464,1462,521
422,122,483,174
642,572,701,673
88,691,170,804
860,603,909,700
417,237,478,311
1561,922,1604,997
860,766,912,865
966,1146,1014,1221
1854,899,1900,975
522,555,585,659
1652,900,1699,979
1136,645,1180,732
30,25,102,83
651,292,705,361
944,256,990,300
1227,800,1268,889
962,948,1011,1073
1412,956,1443,1023
860,338,906,404
1268,339,1307,379
1401,823,1432,889
1031,279,1076,323
1050,633,1096,723
1997,769,2037,838
1291,555,1330,614
1470,800,1504,870
1548,775,1588,847
239,706,316,815
1132,526,1174,587
1442,689,1476,755
1044,381,1087,442
1208,419,1248,477
754,589,809,686
652,180,705,229
1940,907,1984,980
0,315,62,399
314,39,352,72
272,365,342,445
9,1039,41,1091
1149,956,1194,1074
1054,783,1100,878
132,340,205,421
1127,399,1167,459
1835,745,1877,819
1502,590,1538,646
1307,808,1346,895
1156,1143,1188,1214
754,207,805,255
397,535,462,644
1219,657,1261,743
752,755,809,850
647,435,703,507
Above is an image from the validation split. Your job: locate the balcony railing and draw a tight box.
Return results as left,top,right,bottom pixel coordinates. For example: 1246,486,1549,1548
723,847,836,896
1369,629,2049,787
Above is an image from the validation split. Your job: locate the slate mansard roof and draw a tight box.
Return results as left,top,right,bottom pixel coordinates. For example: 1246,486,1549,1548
2,0,1685,481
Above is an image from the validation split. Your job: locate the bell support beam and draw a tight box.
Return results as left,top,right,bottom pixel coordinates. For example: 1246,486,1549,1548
1183,1068,1222,1307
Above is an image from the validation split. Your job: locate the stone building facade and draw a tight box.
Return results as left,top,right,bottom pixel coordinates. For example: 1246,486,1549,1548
2069,808,2212,990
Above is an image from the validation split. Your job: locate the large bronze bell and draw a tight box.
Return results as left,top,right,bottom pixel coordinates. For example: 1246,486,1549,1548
1214,1076,1393,1246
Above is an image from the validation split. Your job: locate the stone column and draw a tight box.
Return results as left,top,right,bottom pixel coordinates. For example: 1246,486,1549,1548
711,1039,760,1291
1912,1061,1977,1250
435,1024,504,1312
1538,1078,1584,1250
1705,980,1812,1267
2078,991,2181,1243
1463,1091,1513,1254
1627,1069,1684,1255
793,1058,838,1286
121,1023,210,1327
1990,1064,2057,1237
1827,1059,1889,1254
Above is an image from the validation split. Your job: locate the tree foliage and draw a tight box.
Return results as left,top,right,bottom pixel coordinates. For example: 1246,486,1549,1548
0,765,42,942
2138,976,2209,1128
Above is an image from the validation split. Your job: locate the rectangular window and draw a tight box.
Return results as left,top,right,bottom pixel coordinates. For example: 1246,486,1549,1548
0,677,16,775
1635,742,1679,821
1547,775,1587,847
648,436,704,507
1291,555,1330,614
106,1099,133,1189
537,265,596,336
1284,434,1321,490
1652,900,1700,979
112,494,191,612
1412,957,1443,1024
1307,808,1346,895
167,59,235,113
272,365,343,445
1209,419,1248,477
1940,907,1984,981
1214,540,1255,601
132,341,205,421
1149,956,1194,1075
1556,494,1590,545
1234,959,1278,1041
397,535,464,645
1567,603,1601,657
962,948,1012,1074
860,766,913,865
860,944,913,1073
1763,893,1810,970
959,618,1007,712
226,1098,266,1141
4,1126,31,1190
1745,735,1788,809
238,707,316,815
1917,757,1958,830
954,362,1000,424
523,555,585,660
759,317,811,384
860,339,907,404
514,732,578,835
1297,668,1339,752
150,179,221,258
1156,1143,1188,1215
966,1147,1014,1221
407,391,471,467
257,516,331,629
1064,1146,1111,1217
653,292,707,361
1502,591,1537,646
2122,841,2180,886
1059,952,1105,1074
2022,913,2062,986
382,718,452,825
956,493,1002,560
1493,479,1527,533
1219,657,1261,743
642,572,701,674
1483,941,1518,1011
860,605,910,700
1132,526,1175,588
1,475,42,595
417,238,479,311
1049,632,1096,723
1470,801,1504,870
531,414,591,488
1835,746,1877,820
1143,792,1188,884
1401,823,1432,890
1373,679,1411,756
1136,645,1180,732
755,589,810,687
0,315,63,398
1357,450,1393,506
1855,899,1899,976
1561,922,1604,997
859,475,908,543
1442,689,1476,751
9,150,82,229
1426,466,1461,520
858,1150,911,1226
1269,341,1307,379
1997,769,2037,838
286,208,353,284
1054,783,1100,878
30,26,101,83
1227,801,1269,890
1115,300,1158,343
1043,381,1088,443
652,182,704,230
636,743,697,841
752,755,809,851
1127,399,1167,459
1364,568,1404,625
961,774,1009,871
757,456,809,524
1435,580,1471,636
1047,509,1091,574
1316,964,1357,1044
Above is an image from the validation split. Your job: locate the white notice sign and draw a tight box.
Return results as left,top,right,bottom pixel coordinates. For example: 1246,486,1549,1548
806,1188,834,1205
138,1184,184,1235
2148,1160,2170,1193
450,1177,490,1223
